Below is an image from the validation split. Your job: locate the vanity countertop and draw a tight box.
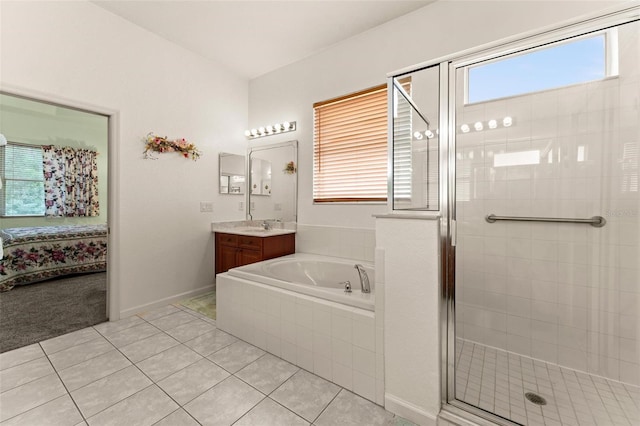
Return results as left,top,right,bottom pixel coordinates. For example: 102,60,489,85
211,221,296,237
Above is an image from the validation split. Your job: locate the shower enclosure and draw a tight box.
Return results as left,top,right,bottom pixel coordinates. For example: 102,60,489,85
391,6,639,426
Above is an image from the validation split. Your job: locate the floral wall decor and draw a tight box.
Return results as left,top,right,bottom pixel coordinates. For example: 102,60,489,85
283,161,296,174
144,132,201,160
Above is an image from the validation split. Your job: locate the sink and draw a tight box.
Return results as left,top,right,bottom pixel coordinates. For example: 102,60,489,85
234,227,269,233
211,222,296,236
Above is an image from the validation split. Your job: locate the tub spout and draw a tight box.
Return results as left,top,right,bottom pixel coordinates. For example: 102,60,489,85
354,264,371,293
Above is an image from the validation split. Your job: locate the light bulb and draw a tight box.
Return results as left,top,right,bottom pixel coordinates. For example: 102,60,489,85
461,124,470,133
425,130,434,139
282,121,290,130
503,116,513,127
474,121,484,131
274,124,281,132
259,127,265,135
251,129,258,136
244,130,251,137
488,119,497,129
266,125,273,133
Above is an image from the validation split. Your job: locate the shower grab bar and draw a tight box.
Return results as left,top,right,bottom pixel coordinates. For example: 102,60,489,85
485,214,606,228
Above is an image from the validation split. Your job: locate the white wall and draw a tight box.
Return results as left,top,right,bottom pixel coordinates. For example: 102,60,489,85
0,0,248,316
248,0,624,230
377,217,440,425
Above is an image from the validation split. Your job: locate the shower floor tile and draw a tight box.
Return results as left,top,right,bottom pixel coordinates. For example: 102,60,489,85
455,339,640,426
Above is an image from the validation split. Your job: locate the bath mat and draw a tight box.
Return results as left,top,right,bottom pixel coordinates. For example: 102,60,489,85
180,290,216,319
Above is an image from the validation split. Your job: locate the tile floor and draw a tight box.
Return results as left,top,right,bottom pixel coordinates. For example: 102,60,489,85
0,302,414,426
455,339,640,426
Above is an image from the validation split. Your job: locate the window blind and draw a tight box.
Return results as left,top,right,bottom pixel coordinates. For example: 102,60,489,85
313,84,388,202
0,143,45,216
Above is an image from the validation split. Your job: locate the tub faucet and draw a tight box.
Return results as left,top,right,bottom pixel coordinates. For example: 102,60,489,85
354,264,371,293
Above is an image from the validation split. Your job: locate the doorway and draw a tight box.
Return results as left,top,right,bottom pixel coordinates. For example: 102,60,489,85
0,92,112,352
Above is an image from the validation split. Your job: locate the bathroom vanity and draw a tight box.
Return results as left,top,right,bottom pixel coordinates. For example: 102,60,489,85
213,227,295,274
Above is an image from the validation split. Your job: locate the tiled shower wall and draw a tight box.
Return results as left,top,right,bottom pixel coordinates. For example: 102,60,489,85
295,224,375,263
456,22,639,386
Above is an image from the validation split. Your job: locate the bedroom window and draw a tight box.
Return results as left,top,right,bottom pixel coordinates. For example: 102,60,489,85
0,143,45,216
313,84,388,203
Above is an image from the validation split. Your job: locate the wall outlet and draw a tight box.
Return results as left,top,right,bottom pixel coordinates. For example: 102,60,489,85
200,201,214,213
274,203,282,211
238,202,244,211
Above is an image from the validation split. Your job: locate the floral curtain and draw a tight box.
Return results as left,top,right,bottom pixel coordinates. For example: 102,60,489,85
42,146,100,217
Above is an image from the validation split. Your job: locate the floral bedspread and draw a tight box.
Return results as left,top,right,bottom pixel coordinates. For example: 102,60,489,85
0,224,107,292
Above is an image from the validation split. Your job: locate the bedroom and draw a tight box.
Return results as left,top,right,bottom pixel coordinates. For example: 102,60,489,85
0,93,109,352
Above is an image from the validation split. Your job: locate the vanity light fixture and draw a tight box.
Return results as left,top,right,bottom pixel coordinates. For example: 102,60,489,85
245,121,297,139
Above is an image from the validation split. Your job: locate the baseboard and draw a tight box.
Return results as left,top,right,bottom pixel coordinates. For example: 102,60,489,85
118,284,214,318
385,393,438,426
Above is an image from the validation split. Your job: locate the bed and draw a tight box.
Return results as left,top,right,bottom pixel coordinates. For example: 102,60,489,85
0,224,107,292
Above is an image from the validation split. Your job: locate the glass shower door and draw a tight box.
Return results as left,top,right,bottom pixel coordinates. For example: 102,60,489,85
452,19,640,426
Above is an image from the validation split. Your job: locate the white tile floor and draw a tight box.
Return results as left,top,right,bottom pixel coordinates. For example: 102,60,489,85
0,303,415,426
455,339,640,426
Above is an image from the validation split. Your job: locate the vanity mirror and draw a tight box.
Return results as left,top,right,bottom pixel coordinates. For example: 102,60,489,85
247,140,297,222
250,157,271,196
218,152,246,195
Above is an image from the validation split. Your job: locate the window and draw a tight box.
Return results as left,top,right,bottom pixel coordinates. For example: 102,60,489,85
0,143,44,216
467,32,611,104
313,84,388,202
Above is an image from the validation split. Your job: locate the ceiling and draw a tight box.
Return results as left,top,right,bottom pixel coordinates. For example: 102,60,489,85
92,1,433,79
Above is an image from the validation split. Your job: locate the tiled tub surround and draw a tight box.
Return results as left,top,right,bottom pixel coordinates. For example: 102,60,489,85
0,303,410,426
295,224,375,263
217,257,383,406
455,21,640,387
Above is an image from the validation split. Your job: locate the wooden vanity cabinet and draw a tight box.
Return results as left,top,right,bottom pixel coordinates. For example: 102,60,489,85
215,232,295,274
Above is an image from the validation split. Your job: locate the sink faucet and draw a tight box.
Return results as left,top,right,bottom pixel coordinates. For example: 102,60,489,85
354,264,371,293
261,221,271,230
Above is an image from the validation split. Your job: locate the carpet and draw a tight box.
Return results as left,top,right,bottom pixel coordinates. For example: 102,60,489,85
0,272,107,353
179,290,216,320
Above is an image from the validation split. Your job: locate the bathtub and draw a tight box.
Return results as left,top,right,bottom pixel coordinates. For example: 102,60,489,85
216,252,383,404
227,253,375,311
